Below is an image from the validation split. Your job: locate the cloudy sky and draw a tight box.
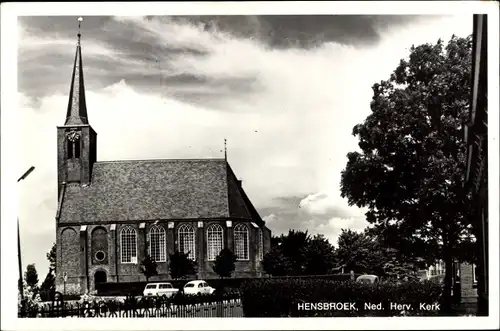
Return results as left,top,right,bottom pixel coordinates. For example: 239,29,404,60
16,14,473,275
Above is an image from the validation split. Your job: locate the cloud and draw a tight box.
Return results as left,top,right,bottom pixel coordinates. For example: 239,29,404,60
16,15,473,273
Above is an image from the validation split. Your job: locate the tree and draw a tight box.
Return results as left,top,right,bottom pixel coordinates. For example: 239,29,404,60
47,243,56,274
39,272,56,301
261,230,339,277
25,264,39,290
275,230,311,276
340,35,473,313
304,234,337,275
212,248,237,279
169,251,197,280
335,229,386,275
140,255,158,282
261,249,292,277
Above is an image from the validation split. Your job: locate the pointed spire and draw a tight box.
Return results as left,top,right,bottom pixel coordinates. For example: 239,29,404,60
65,17,88,126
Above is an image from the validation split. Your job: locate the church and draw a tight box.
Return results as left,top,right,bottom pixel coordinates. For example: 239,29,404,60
55,29,272,295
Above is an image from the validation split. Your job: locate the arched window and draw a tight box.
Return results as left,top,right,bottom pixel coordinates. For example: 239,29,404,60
148,225,166,262
67,140,74,159
234,224,249,261
120,226,137,264
258,228,264,261
178,224,196,260
207,224,224,261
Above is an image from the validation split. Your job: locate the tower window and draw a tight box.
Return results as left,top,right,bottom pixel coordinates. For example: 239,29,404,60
75,140,81,158
66,130,81,159
67,140,74,159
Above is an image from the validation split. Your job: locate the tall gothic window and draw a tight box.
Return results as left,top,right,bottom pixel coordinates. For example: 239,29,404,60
258,228,264,261
120,226,137,264
74,140,80,158
148,225,166,262
207,224,224,261
178,224,196,260
234,223,249,261
67,140,74,159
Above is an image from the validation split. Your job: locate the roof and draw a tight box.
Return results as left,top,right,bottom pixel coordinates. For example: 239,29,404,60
58,158,264,224
356,275,378,280
65,38,89,126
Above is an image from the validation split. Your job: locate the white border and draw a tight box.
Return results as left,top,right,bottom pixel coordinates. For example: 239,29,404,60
1,1,499,330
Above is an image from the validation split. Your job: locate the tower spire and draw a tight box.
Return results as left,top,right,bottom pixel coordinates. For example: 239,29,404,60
65,17,88,126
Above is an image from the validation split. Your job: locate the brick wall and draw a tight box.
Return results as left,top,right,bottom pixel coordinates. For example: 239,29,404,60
460,263,478,303
57,220,271,294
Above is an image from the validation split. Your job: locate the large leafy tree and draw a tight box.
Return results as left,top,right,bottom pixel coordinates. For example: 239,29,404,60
275,230,311,276
335,229,386,275
340,35,473,312
304,234,337,275
262,230,337,276
261,248,292,276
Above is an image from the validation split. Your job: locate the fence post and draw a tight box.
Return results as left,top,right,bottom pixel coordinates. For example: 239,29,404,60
216,296,223,317
350,270,355,281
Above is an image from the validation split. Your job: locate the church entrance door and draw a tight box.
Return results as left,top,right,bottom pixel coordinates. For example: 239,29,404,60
94,270,107,284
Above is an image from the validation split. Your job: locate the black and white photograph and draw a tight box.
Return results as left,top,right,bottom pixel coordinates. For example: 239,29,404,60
1,1,498,330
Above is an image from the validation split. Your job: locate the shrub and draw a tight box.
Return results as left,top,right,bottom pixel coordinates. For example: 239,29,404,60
240,278,442,317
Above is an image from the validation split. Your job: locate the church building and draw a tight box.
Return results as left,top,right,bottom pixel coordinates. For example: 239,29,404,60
55,29,272,295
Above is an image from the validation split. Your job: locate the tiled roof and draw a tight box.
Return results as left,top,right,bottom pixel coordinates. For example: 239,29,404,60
58,158,262,224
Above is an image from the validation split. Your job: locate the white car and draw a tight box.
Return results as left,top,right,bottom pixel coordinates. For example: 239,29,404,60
183,280,215,295
143,282,179,297
356,275,379,284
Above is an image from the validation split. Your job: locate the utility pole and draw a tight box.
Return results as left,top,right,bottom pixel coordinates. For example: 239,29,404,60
17,166,35,301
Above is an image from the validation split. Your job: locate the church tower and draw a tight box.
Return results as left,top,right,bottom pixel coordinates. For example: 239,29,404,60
57,20,97,196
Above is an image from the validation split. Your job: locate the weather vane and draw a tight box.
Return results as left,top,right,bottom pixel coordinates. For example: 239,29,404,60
77,17,83,44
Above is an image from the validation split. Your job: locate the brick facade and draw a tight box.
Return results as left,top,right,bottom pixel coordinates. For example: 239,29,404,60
56,221,271,294
460,263,478,303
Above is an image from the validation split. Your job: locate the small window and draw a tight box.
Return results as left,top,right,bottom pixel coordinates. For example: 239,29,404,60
159,284,172,289
184,283,194,288
95,251,105,261
198,283,203,288
146,284,157,289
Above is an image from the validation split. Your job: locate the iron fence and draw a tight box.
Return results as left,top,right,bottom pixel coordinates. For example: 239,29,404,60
19,296,244,318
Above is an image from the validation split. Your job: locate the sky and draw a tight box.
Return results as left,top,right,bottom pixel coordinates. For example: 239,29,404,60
16,14,474,276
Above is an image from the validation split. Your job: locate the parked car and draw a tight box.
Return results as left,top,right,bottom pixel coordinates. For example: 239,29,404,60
183,280,215,295
143,282,179,297
356,274,379,284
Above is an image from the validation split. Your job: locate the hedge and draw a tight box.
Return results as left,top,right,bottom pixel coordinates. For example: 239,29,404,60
240,278,442,317
95,274,353,296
